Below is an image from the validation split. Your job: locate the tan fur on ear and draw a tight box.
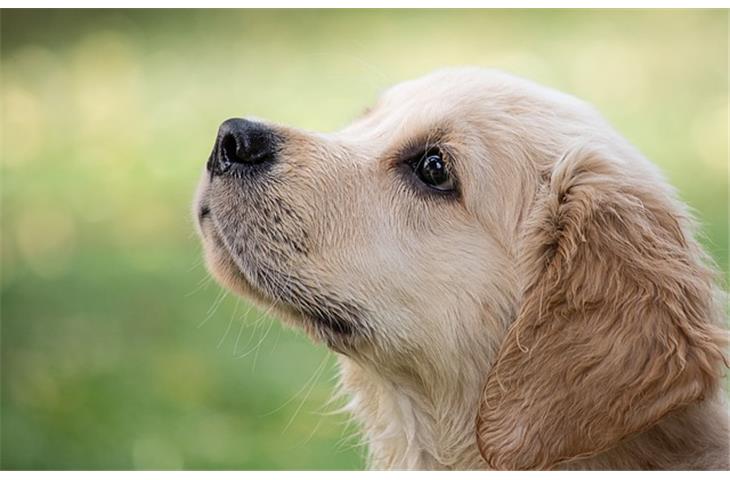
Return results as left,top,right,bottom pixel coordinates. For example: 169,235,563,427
475,143,728,470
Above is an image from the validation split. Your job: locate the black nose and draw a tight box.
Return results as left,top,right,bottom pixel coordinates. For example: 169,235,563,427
207,118,278,175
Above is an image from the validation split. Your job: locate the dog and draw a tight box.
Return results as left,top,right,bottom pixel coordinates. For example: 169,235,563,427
194,68,729,470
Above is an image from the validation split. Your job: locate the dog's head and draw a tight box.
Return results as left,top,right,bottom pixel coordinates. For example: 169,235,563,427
195,68,726,469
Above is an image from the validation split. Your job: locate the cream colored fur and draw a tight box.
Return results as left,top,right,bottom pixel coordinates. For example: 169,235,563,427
195,68,729,470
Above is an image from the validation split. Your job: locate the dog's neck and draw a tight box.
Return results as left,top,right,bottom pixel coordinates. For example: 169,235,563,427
337,354,490,469
336,356,730,470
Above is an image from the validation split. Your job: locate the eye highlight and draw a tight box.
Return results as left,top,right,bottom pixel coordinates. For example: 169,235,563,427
414,151,455,192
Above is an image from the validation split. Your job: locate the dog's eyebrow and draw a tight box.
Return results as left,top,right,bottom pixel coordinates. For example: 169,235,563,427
387,128,454,167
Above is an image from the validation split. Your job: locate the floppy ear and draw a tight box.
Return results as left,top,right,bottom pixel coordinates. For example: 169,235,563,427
475,143,727,470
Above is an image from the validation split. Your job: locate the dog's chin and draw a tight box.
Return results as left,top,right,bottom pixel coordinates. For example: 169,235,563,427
199,222,359,353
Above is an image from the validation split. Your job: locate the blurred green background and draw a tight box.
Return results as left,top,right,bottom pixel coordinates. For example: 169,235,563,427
1,9,727,470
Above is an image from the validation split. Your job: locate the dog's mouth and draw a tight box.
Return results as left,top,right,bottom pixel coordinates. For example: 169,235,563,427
198,206,367,350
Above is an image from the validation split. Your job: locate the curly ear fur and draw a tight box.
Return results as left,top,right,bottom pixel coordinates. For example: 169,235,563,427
475,143,728,470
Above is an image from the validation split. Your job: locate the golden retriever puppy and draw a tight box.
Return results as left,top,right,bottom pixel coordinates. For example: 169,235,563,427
194,68,729,470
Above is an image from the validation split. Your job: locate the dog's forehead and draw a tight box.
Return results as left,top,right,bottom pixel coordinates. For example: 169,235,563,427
339,69,500,141
378,69,494,119
382,68,586,118
336,68,596,159
384,69,488,102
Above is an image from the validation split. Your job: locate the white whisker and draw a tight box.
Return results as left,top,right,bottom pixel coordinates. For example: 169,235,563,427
197,287,228,328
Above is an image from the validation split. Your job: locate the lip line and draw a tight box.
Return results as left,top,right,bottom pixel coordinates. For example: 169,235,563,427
203,216,360,342
205,218,281,307
198,205,211,223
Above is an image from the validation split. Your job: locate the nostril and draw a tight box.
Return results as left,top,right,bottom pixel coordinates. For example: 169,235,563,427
220,133,243,165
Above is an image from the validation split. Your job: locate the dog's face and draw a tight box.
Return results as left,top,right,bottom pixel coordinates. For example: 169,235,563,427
195,69,586,357
195,68,726,469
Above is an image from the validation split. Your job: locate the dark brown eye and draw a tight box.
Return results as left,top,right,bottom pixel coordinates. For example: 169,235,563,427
414,153,455,191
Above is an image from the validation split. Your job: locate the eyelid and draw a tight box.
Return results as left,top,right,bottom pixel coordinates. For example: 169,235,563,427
398,137,447,165
384,128,457,175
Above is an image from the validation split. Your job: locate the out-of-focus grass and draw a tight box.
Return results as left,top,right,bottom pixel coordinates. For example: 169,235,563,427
0,9,727,470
